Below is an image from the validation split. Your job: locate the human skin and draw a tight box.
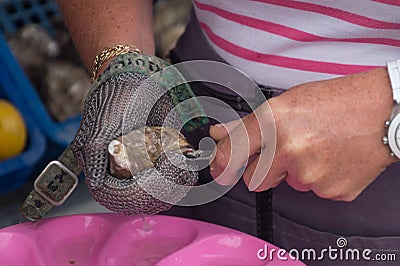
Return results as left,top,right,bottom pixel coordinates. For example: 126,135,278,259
58,0,398,202
57,0,155,74
210,67,398,201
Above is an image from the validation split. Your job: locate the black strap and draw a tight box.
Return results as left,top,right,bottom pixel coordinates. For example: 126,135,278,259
256,190,273,242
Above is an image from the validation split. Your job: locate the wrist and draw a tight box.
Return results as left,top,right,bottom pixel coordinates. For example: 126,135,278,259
91,44,144,82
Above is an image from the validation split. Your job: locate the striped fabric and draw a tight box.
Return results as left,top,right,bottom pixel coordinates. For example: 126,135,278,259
193,0,400,89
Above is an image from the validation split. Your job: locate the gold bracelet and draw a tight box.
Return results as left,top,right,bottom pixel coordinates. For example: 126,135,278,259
91,44,143,83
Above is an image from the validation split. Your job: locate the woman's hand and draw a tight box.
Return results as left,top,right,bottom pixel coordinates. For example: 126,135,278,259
210,68,398,201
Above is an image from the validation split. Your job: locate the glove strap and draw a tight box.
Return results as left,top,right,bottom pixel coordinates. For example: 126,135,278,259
20,142,81,221
91,44,143,83
93,53,209,132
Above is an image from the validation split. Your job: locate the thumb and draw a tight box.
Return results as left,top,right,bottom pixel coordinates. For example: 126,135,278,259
210,119,242,141
210,112,262,185
210,102,276,186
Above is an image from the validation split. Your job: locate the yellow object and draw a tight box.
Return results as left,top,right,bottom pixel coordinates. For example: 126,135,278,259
0,99,27,160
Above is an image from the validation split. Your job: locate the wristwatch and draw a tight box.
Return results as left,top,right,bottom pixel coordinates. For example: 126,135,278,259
383,59,400,158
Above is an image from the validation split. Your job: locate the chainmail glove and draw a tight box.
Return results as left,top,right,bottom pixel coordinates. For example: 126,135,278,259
73,53,205,215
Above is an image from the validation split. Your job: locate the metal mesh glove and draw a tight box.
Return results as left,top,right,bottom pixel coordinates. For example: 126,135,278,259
73,53,204,215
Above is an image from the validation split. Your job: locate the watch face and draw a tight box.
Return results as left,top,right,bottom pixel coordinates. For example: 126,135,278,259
388,114,400,158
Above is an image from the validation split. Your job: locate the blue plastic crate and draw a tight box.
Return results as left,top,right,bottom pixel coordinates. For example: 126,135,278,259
0,0,58,37
0,0,81,147
0,62,46,194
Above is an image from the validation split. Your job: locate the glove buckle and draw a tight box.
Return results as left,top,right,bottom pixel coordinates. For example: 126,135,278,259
21,143,81,221
33,161,79,206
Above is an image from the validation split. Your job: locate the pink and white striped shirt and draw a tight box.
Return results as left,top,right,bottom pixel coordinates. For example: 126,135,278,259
193,0,400,89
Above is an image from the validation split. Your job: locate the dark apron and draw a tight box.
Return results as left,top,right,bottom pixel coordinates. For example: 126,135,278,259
163,10,400,265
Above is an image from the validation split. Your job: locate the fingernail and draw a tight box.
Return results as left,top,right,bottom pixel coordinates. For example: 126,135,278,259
209,148,217,163
209,161,222,180
210,164,220,179
248,182,258,192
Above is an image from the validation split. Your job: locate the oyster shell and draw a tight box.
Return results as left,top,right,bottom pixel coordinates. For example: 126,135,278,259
108,127,194,179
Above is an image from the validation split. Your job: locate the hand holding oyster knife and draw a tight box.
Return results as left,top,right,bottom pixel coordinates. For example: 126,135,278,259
21,52,209,221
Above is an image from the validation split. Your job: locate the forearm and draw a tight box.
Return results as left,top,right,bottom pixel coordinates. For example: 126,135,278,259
57,0,155,72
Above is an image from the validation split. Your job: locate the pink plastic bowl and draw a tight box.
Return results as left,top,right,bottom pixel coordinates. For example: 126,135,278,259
0,213,304,265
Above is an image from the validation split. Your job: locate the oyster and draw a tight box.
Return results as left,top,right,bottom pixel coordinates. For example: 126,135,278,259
108,127,194,179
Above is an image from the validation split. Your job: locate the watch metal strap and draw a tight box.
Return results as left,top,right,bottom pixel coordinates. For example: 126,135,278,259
384,60,400,158
387,60,400,103
20,142,81,221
